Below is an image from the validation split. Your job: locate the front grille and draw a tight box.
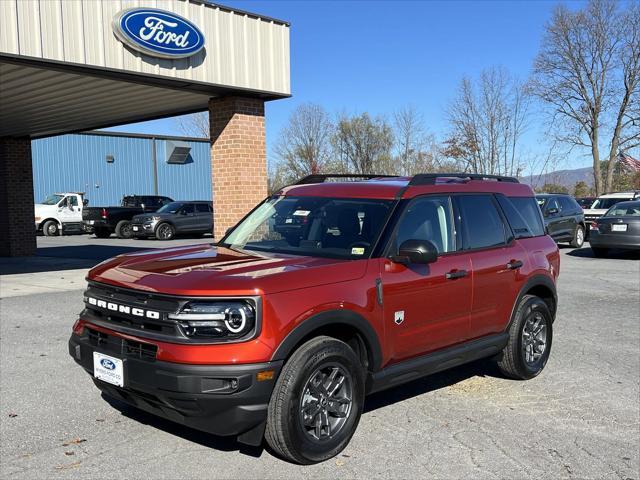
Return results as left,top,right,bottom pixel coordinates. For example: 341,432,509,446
83,282,186,339
87,327,158,360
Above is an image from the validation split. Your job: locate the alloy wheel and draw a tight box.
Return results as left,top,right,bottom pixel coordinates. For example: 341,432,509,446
299,364,353,441
522,312,547,365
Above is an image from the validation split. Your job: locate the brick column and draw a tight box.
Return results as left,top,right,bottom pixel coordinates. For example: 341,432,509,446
0,137,36,256
209,97,267,240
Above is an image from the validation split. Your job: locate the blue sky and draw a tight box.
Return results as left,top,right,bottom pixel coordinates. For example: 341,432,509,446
105,0,592,172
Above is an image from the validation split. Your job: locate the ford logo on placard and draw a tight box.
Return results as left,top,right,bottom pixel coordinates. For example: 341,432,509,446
100,359,116,370
113,8,205,59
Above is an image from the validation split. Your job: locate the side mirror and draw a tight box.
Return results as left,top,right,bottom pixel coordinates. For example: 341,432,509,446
83,199,89,206
391,239,438,265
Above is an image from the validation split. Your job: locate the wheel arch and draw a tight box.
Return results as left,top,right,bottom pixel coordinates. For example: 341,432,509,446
510,275,558,326
39,218,61,230
271,310,383,373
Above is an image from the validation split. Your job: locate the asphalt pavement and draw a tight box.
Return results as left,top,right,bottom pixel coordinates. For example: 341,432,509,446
0,238,638,479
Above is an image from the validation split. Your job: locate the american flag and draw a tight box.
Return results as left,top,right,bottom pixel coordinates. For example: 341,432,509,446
618,152,640,173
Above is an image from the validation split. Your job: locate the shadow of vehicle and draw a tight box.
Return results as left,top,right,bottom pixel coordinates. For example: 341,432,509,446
100,359,497,458
567,246,640,260
102,394,265,458
364,359,497,413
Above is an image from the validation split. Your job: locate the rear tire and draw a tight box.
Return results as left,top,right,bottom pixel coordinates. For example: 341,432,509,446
94,228,111,238
570,225,585,248
115,220,132,239
496,295,553,380
42,220,60,236
265,336,365,464
592,247,608,258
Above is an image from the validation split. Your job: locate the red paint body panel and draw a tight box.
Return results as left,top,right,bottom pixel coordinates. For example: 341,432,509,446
79,178,560,370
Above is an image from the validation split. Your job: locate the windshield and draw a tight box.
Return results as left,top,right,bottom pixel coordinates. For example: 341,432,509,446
156,202,184,214
605,202,640,217
40,194,64,205
222,196,394,259
591,197,634,210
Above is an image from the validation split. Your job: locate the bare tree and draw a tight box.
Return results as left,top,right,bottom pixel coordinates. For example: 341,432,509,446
273,103,334,182
176,112,209,138
443,67,529,177
333,113,395,174
392,106,443,175
529,0,640,195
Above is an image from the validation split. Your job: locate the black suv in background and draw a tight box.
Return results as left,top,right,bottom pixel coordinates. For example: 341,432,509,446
536,194,586,248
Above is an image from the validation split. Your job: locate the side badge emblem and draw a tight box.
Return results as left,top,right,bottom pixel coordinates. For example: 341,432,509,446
394,310,405,325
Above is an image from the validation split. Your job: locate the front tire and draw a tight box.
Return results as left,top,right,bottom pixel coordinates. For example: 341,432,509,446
42,220,60,236
497,295,553,380
265,336,365,464
155,222,175,240
570,224,585,248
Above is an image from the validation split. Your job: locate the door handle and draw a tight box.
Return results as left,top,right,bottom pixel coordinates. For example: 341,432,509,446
445,269,467,280
507,260,523,270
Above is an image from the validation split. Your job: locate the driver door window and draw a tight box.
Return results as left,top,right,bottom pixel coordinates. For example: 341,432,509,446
393,196,455,254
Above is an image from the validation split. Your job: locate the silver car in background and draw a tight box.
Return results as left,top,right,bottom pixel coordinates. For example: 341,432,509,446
131,201,213,240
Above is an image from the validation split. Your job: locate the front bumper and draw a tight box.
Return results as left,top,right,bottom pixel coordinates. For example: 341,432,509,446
131,221,156,237
68,329,282,442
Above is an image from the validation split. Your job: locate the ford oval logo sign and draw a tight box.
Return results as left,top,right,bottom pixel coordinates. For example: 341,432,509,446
100,359,116,370
113,8,205,59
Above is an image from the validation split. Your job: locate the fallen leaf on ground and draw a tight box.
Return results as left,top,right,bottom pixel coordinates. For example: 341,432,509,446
64,451,75,456
335,459,345,466
95,419,105,422
62,438,86,446
8,413,17,418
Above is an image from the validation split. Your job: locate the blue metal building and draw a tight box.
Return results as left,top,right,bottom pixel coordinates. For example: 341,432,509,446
32,131,212,206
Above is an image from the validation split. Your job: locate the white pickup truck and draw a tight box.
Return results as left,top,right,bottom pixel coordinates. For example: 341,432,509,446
35,192,88,236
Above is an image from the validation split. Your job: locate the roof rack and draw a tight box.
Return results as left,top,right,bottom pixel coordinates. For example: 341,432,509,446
294,174,399,185
408,173,519,186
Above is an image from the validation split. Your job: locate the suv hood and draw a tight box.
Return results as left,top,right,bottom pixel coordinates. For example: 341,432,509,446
89,244,367,296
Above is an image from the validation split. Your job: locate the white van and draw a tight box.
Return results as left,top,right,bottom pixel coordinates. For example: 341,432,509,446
35,192,87,236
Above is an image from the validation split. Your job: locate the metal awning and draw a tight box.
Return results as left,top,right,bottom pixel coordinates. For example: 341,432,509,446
0,57,275,139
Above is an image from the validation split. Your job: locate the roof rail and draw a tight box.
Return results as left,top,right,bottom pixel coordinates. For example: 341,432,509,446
408,173,519,186
294,174,399,185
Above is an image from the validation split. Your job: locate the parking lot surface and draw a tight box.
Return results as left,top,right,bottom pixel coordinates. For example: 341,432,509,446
1,237,639,479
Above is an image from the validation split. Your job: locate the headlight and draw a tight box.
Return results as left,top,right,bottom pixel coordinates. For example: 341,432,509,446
168,301,256,339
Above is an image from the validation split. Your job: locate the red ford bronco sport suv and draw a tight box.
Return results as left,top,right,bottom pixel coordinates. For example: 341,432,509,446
69,173,559,464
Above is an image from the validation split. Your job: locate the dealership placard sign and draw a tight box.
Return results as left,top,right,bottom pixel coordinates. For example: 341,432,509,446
112,8,205,59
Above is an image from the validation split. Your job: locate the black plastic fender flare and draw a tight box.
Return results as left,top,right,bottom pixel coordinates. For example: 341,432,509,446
271,309,383,372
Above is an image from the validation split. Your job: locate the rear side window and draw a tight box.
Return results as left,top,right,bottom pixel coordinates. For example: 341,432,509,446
558,196,578,213
508,197,545,237
497,196,545,239
196,203,212,213
457,195,506,249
